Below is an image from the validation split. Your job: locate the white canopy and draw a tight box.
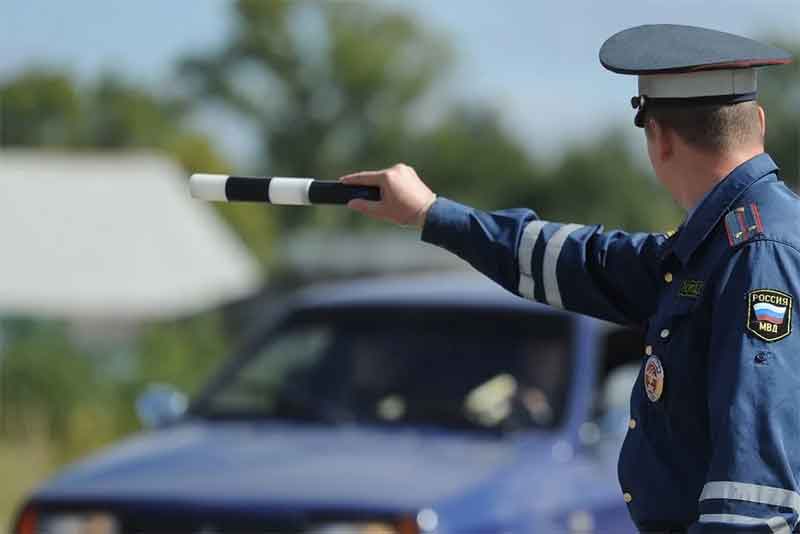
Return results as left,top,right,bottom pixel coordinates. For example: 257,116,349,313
0,150,261,320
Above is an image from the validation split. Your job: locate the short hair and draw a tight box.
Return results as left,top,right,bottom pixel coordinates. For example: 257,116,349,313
644,101,762,153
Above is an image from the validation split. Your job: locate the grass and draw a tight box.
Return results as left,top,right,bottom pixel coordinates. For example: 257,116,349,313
0,435,56,528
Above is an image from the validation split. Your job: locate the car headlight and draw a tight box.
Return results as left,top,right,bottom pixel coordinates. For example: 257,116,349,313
308,516,424,534
35,512,118,534
307,510,439,534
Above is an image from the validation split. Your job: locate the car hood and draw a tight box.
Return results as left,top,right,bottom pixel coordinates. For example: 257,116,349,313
36,420,524,511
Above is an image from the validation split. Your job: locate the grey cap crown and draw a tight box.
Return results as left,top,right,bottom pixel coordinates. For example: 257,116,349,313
599,24,792,75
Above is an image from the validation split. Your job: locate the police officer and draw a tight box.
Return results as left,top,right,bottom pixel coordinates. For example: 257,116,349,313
340,25,797,533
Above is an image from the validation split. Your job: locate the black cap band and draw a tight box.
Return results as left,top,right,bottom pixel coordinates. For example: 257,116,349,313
631,92,758,128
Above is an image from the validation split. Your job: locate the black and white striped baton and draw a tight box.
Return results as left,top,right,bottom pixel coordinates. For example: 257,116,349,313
189,174,381,205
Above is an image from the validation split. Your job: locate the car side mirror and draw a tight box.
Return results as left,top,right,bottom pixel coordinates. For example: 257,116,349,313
136,383,188,429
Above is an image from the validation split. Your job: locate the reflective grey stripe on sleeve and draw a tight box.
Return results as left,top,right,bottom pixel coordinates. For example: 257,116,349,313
700,481,800,522
542,224,583,308
698,514,791,534
517,221,547,299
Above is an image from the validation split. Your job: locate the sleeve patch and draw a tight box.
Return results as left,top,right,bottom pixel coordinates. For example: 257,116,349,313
747,289,793,342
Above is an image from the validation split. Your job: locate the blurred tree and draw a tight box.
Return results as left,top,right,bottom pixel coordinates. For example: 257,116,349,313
0,72,82,146
408,107,547,210
179,0,451,230
759,41,799,185
180,0,685,237
0,312,228,461
532,131,680,231
0,71,228,174
104,312,229,439
1,321,99,448
408,108,681,231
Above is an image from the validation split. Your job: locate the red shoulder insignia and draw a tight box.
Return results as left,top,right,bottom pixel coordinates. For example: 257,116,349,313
724,203,764,246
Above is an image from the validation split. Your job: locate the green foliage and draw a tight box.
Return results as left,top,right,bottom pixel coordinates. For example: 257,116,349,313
178,0,688,236
180,0,452,231
137,313,229,395
0,71,230,176
1,321,95,443
408,107,546,210
0,313,228,460
531,132,681,231
0,71,82,146
759,41,799,184
406,110,682,231
87,76,183,148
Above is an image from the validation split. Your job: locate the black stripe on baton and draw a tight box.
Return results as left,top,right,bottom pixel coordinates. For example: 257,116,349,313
226,176,270,202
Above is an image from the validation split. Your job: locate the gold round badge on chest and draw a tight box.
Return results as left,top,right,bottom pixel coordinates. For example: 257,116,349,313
644,355,665,402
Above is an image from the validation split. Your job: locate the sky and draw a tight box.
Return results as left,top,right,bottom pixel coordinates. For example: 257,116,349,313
2,0,798,165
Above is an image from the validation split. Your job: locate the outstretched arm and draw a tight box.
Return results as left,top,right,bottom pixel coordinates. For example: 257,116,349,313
342,164,667,325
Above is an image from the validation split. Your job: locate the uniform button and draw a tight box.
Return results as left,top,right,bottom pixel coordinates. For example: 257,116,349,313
660,328,670,339
664,272,673,283
645,345,653,356
623,492,633,503
628,418,637,430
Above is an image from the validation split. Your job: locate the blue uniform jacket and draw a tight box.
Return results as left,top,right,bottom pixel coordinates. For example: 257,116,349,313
421,153,800,533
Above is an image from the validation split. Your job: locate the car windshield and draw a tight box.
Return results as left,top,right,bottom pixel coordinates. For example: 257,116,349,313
196,307,573,434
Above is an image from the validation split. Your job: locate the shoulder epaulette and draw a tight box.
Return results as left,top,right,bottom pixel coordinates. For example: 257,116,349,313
724,203,764,247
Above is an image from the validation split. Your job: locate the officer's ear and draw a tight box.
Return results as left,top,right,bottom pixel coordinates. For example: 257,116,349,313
757,104,766,139
645,117,674,163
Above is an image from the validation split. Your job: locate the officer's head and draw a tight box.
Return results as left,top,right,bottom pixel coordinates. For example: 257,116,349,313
599,24,791,203
641,101,766,184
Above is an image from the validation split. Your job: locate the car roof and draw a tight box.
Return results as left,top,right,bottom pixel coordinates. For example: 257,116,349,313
289,272,566,315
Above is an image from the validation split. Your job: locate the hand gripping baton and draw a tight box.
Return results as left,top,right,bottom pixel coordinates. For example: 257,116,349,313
189,174,381,205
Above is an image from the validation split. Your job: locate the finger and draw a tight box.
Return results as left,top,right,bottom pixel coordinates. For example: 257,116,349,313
347,199,383,216
339,171,385,186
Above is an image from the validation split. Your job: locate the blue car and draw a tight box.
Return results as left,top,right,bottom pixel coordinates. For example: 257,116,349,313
14,274,642,534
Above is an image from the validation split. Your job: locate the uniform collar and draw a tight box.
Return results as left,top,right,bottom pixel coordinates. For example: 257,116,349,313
669,153,778,265
684,184,713,224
